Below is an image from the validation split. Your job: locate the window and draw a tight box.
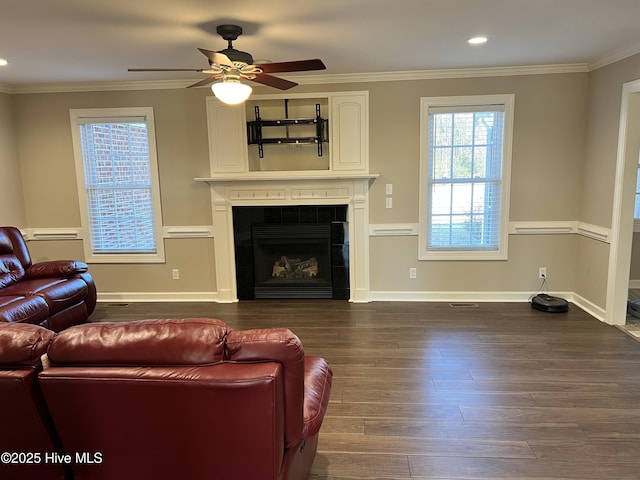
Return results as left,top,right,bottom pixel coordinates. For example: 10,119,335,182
419,95,514,260
70,107,164,263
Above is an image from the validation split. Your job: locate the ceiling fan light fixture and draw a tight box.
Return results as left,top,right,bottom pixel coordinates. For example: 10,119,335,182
211,78,253,105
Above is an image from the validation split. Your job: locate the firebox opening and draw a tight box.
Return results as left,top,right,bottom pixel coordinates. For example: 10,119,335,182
232,205,349,301
252,223,332,299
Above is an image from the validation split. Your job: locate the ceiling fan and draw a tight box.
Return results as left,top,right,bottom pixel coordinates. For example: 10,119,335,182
128,24,326,104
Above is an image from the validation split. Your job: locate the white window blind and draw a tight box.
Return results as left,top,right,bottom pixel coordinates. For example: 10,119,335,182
419,94,514,260
79,120,156,253
427,106,504,250
70,107,164,263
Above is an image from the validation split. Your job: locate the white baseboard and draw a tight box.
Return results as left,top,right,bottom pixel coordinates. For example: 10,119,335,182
369,290,538,302
568,292,606,323
97,292,219,303
369,290,607,322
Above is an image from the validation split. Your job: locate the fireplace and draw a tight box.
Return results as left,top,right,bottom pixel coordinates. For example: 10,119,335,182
252,223,332,298
196,173,376,302
233,205,349,300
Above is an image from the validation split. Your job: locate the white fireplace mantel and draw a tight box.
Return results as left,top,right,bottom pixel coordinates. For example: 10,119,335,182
195,172,379,183
195,172,379,303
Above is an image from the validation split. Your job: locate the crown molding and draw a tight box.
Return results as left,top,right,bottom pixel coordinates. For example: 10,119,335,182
292,63,589,85
589,42,640,71
12,79,192,94
7,63,590,95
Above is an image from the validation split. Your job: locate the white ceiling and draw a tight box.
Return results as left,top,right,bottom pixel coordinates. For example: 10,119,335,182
2,0,640,90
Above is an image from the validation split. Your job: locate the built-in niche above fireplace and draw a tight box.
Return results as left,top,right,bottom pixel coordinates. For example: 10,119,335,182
233,205,349,300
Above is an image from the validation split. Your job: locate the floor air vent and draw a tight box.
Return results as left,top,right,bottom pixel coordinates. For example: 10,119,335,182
449,303,479,308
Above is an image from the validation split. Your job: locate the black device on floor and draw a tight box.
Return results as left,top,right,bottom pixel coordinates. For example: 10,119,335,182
627,299,640,318
531,293,569,313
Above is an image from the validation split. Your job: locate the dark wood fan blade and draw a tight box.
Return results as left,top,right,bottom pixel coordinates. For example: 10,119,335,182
254,59,326,74
186,74,221,88
250,73,298,90
128,68,206,72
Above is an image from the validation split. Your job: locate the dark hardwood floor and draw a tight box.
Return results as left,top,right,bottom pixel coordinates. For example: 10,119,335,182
92,300,640,479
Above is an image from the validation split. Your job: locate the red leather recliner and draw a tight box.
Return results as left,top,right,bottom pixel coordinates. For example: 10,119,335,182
0,226,97,332
39,318,333,480
0,322,71,480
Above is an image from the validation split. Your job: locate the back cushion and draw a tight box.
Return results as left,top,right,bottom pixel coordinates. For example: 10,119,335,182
0,230,12,255
47,318,231,366
0,230,26,288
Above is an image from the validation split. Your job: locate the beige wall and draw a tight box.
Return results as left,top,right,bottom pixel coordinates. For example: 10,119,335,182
371,234,578,294
12,89,213,227
12,89,216,294
9,67,624,302
0,92,26,227
25,238,216,295
575,53,640,308
289,73,588,223
630,233,640,281
295,74,588,295
581,55,640,227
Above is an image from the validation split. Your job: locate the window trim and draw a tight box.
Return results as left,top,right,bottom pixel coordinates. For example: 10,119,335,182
418,94,514,261
70,107,165,264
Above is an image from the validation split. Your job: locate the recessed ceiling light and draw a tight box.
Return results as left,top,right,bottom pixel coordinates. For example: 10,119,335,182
468,36,488,45
0,58,8,66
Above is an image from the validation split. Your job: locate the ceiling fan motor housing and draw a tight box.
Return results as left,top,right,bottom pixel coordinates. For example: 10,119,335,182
219,48,253,65
216,24,243,41
216,24,254,65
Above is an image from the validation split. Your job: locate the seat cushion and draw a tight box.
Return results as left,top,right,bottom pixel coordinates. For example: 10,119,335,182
0,295,49,325
0,295,24,308
1,278,88,314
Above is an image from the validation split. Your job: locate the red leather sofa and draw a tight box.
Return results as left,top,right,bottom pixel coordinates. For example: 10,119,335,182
0,322,71,480
38,318,332,480
0,226,96,332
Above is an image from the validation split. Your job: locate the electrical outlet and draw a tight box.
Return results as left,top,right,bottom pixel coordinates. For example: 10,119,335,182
539,267,547,279
386,197,393,208
172,269,180,280
409,267,417,279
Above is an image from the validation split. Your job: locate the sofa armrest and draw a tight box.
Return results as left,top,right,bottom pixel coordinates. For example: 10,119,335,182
303,356,333,438
0,322,55,366
226,328,305,446
26,260,88,279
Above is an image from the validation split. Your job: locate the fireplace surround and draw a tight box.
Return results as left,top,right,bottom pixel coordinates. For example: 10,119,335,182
196,173,377,302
